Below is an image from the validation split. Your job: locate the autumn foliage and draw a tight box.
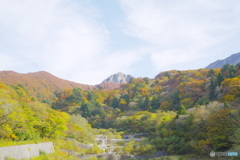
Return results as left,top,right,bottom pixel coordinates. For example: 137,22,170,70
0,63,239,157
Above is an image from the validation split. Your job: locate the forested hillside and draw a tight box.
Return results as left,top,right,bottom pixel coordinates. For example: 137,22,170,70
0,82,111,159
0,63,239,158
51,63,240,156
0,71,93,102
53,64,239,125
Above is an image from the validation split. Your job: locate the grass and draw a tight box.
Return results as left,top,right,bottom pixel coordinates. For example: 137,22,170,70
150,155,186,160
149,145,240,160
53,138,89,154
150,155,232,160
31,150,79,160
4,157,17,160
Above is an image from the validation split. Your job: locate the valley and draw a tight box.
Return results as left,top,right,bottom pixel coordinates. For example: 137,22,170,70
0,63,239,160
1,0,240,158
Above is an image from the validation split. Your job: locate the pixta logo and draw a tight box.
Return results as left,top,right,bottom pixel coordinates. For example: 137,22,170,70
210,151,238,157
210,151,215,157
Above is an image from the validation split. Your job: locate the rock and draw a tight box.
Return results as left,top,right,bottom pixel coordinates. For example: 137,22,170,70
102,72,134,84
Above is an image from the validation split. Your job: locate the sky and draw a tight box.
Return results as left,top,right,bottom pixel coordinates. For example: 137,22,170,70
1,0,240,85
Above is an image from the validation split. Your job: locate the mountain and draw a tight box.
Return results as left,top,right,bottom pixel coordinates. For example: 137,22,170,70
0,71,93,100
206,52,240,69
102,72,134,84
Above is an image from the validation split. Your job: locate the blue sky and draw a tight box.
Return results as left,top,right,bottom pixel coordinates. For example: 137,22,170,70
0,0,240,84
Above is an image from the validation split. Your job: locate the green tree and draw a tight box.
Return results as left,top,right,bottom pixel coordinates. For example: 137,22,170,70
81,103,94,117
123,141,135,155
230,128,240,145
87,91,96,103
150,96,160,111
209,77,217,100
221,64,236,78
67,88,83,104
206,109,238,151
143,77,150,85
173,91,180,109
129,78,135,84
224,101,230,108
121,94,130,104
111,97,119,108
217,73,224,86
178,104,187,115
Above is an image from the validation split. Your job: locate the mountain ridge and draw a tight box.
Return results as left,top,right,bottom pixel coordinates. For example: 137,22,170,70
1,51,239,100
0,70,125,100
0,70,94,100
206,52,240,69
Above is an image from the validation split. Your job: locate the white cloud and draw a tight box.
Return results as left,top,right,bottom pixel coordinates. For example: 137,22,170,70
1,0,240,85
0,54,23,70
150,48,202,70
0,0,133,84
75,49,145,84
120,0,240,70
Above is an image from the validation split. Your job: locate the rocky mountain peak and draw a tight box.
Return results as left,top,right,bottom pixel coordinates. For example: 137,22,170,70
102,72,134,84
